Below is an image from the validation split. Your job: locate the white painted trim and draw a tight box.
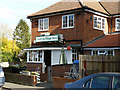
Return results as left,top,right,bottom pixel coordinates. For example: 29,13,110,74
27,51,29,62
91,50,115,56
62,14,74,29
24,47,69,51
85,9,108,17
113,15,120,17
113,50,115,56
84,47,120,50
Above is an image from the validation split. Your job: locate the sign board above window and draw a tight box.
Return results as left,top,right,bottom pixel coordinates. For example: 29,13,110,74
35,34,59,43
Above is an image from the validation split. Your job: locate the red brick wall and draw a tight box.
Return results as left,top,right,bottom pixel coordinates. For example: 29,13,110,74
83,13,104,44
31,11,105,46
26,63,42,72
84,50,91,55
52,64,72,77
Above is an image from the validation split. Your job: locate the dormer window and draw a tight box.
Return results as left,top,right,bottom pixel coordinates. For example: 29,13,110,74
93,15,106,30
115,18,120,31
38,18,49,31
62,14,74,29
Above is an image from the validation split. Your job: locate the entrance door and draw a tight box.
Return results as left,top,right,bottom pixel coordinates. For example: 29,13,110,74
44,50,51,67
44,50,52,82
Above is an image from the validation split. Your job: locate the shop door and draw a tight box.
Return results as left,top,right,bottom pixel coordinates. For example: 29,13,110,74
44,50,52,82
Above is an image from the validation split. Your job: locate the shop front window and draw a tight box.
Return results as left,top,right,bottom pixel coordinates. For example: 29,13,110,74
28,51,43,63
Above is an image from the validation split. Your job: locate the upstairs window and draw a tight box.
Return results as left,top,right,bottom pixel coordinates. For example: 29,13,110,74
115,18,120,31
38,18,49,31
93,15,106,30
62,14,74,29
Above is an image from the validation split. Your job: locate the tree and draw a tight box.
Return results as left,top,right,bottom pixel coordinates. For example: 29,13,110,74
13,19,30,50
0,35,20,62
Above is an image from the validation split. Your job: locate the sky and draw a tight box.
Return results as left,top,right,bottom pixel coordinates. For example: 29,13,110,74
0,0,104,37
0,0,61,36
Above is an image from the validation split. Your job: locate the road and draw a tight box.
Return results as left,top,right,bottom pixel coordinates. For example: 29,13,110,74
2,82,53,90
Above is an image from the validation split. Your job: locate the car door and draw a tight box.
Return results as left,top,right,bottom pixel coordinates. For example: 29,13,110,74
112,76,120,89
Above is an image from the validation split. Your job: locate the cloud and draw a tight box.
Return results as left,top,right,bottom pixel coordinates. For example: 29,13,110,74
0,7,16,19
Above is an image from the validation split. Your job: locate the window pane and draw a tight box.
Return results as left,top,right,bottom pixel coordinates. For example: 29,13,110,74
113,77,120,88
102,19,105,29
97,18,101,29
117,23,120,29
63,16,67,27
94,17,97,28
84,80,91,88
44,18,48,30
69,15,74,27
39,19,43,30
91,76,110,88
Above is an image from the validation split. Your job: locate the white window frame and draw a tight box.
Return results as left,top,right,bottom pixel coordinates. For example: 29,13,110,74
38,18,49,31
115,18,120,31
93,15,106,31
27,50,44,63
62,14,74,29
72,49,77,62
91,50,114,56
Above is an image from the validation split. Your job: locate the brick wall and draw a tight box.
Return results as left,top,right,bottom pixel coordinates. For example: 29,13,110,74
52,64,72,77
84,50,91,55
26,63,42,72
31,11,105,46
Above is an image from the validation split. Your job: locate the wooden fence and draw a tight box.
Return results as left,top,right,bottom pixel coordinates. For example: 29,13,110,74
79,55,120,76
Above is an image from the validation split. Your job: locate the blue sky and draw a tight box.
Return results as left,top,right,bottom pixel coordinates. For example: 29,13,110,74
0,0,61,33
0,0,103,36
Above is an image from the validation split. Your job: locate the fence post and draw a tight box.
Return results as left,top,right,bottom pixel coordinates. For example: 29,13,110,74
84,60,86,76
79,55,83,78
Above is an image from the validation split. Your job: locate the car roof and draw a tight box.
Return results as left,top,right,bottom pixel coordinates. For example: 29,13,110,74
92,72,120,77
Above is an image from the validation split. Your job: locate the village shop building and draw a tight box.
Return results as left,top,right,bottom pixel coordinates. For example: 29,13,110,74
24,0,120,79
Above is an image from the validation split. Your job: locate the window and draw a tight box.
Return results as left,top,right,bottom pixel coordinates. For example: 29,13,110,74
28,51,43,63
84,79,91,88
115,18,120,31
62,14,74,29
91,76,110,88
113,77,120,88
38,18,49,31
92,50,114,56
93,15,106,30
72,49,77,62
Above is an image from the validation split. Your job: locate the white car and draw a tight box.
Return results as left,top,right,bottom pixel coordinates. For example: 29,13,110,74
0,65,5,88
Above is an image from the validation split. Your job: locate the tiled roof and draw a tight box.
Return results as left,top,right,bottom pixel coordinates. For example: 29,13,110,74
100,0,120,15
28,0,108,18
28,0,82,17
84,34,120,48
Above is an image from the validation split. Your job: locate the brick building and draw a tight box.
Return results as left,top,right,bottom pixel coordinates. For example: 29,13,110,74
24,0,120,75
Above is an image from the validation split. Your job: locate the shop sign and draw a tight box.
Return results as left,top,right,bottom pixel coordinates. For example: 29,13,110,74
35,35,59,42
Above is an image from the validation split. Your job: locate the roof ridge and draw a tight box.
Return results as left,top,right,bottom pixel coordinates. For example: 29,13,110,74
99,2,111,15
83,34,106,47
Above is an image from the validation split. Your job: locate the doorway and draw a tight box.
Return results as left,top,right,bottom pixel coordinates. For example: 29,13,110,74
44,50,52,82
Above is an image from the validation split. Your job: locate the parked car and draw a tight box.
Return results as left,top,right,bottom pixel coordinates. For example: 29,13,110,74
0,65,5,88
65,73,120,89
